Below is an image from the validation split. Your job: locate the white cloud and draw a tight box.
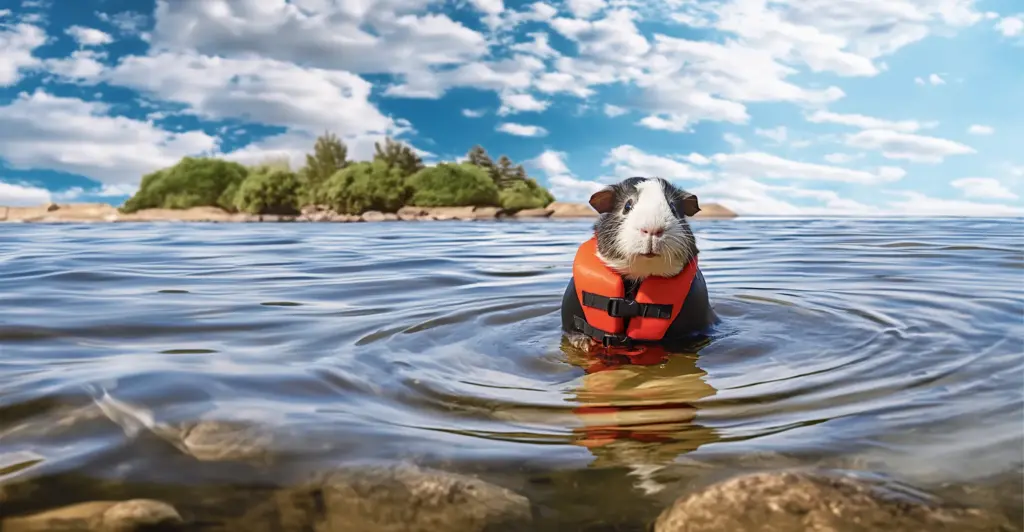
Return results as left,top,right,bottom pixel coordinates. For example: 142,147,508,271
468,0,504,15
66,25,114,46
150,0,489,76
566,0,606,19
950,177,1018,200
754,126,787,143
96,11,149,36
526,149,602,201
887,191,1024,216
712,152,904,184
496,122,548,136
497,92,549,115
823,152,863,164
0,23,46,87
510,31,559,58
0,181,51,206
603,104,628,117
967,124,994,135
44,50,107,80
995,15,1024,37
461,108,486,118
845,129,975,163
601,145,711,181
805,110,924,132
723,133,744,149
929,73,945,85
79,51,396,138
0,90,219,186
0,9,11,18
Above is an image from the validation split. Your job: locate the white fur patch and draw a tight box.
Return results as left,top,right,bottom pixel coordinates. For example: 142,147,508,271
604,179,689,280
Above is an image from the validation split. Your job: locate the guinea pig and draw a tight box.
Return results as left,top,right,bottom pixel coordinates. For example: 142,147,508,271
560,177,718,350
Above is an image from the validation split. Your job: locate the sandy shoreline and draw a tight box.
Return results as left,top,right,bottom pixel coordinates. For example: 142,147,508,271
0,202,738,223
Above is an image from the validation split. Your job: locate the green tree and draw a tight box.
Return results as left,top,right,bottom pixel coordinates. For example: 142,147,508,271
498,178,555,211
301,131,349,205
407,163,500,207
233,167,302,215
495,155,515,188
322,160,412,214
373,136,424,177
120,157,249,213
466,145,493,169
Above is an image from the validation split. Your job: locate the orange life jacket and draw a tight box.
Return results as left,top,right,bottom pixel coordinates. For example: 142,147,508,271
572,237,698,348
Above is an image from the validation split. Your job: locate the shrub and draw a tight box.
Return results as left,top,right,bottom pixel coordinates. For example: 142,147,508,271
301,132,350,205
233,168,302,215
407,163,500,207
499,178,556,211
120,157,249,213
322,160,411,214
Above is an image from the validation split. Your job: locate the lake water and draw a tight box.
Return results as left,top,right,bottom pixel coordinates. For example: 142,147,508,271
1,218,1022,529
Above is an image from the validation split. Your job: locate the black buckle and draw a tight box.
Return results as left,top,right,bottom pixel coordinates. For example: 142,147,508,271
601,334,633,348
606,297,640,318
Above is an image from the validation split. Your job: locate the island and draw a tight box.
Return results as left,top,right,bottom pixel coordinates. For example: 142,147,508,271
1,133,737,223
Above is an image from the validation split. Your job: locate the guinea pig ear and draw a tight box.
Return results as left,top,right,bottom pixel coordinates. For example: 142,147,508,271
679,192,701,217
588,186,617,214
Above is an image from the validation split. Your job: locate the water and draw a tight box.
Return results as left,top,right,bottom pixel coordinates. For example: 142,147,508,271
1,218,1022,529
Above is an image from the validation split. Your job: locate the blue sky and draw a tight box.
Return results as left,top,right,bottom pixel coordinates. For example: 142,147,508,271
0,0,1022,216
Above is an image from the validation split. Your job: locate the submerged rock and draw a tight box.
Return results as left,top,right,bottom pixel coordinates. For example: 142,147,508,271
178,420,276,463
2,499,182,532
242,463,532,532
653,470,1014,532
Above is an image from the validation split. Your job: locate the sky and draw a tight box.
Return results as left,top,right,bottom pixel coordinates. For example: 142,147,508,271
0,0,1022,216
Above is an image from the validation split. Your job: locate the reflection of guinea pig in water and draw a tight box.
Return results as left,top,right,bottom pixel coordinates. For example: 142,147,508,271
561,177,718,352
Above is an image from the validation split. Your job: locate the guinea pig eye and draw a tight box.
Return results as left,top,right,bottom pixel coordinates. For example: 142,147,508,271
622,200,634,214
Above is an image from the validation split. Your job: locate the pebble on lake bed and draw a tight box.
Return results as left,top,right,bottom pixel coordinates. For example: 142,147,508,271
1,499,182,532
653,470,1016,532
240,463,533,532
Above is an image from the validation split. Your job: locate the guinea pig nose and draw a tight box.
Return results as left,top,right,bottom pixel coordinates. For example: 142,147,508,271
640,226,665,237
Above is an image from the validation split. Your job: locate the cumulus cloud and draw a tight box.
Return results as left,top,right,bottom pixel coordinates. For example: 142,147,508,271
845,129,976,163
526,150,602,202
149,0,489,76
0,23,46,87
0,181,52,206
601,145,711,182
995,15,1024,37
72,51,397,139
496,122,548,136
950,177,1018,200
967,124,994,135
915,73,946,85
711,152,904,184
462,108,486,118
497,92,549,115
66,25,113,46
0,90,219,185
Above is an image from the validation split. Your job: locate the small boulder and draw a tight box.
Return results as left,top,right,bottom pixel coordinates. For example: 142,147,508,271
383,213,399,221
179,420,275,463
2,499,182,532
397,206,428,217
361,211,386,222
45,202,60,212
653,470,1013,532
549,202,597,218
263,463,533,532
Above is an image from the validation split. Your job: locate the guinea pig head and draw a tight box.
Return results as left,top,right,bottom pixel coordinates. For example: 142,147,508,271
589,177,700,280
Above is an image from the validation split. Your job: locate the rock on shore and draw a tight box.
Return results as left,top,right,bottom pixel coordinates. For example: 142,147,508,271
654,470,1015,532
0,201,737,223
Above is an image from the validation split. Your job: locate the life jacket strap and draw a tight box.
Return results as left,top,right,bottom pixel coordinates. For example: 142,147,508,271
573,316,635,348
581,292,673,319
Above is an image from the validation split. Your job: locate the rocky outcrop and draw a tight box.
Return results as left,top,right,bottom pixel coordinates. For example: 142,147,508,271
239,463,533,532
2,499,183,532
653,470,1014,532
